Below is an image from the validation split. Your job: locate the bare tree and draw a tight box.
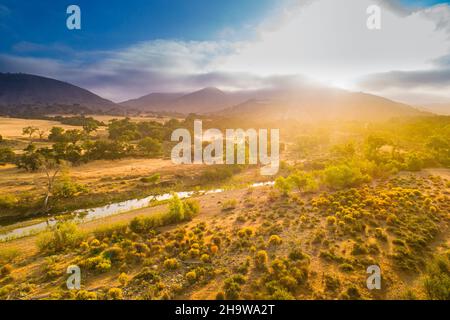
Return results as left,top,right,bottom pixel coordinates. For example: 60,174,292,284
38,129,47,140
22,126,39,141
40,159,62,211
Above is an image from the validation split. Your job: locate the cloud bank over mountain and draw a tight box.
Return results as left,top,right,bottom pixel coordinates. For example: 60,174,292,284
0,0,449,104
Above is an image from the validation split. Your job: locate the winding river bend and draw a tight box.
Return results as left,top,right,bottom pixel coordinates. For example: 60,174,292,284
0,181,274,242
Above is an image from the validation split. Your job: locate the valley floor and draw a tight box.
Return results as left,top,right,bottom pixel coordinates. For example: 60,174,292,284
0,169,449,300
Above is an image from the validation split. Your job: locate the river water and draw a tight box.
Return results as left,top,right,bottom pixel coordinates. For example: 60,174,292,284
0,181,274,242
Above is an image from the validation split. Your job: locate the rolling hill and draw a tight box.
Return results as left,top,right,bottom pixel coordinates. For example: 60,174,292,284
218,87,428,122
0,73,119,115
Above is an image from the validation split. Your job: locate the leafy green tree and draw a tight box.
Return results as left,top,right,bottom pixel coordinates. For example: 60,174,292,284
275,176,293,196
16,144,45,171
323,164,369,189
0,147,15,165
82,121,99,134
138,137,162,156
48,127,65,142
427,135,450,166
108,118,139,141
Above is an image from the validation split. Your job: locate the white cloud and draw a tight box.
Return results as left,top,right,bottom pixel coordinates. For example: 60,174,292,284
1,0,450,104
221,0,449,88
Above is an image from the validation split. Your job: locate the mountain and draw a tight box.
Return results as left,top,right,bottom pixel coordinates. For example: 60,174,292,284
121,87,246,114
419,103,450,116
219,87,428,122
120,92,185,111
0,73,119,115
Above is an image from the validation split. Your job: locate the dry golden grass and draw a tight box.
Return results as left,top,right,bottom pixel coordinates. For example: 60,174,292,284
0,117,82,140
0,157,200,194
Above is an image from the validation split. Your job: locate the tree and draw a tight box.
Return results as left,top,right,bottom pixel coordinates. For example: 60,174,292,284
323,164,369,189
427,135,450,165
48,127,65,142
0,147,15,165
275,176,293,196
40,159,63,211
16,144,45,172
22,126,39,140
167,194,185,223
138,137,162,156
53,167,88,198
38,129,46,140
83,121,98,134
108,118,139,141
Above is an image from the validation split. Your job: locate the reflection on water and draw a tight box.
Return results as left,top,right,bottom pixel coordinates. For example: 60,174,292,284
0,181,274,241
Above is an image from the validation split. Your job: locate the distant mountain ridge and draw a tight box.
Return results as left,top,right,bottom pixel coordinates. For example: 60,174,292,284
419,103,450,116
0,73,119,115
0,73,431,121
123,84,428,121
219,88,428,121
120,87,245,114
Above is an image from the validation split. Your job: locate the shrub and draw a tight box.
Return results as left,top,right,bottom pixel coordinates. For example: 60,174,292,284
83,256,112,273
75,290,97,300
215,291,225,300
237,227,254,238
200,254,211,263
183,199,200,219
223,277,243,300
288,172,318,193
221,199,237,211
323,164,369,189
140,173,160,184
288,248,307,261
186,271,197,284
326,216,337,225
107,288,123,300
37,222,85,253
168,194,185,222
0,248,19,264
324,275,340,292
102,246,125,263
405,153,424,172
340,286,361,300
423,254,450,300
268,235,283,246
275,177,293,196
163,258,179,270
53,173,88,198
0,194,18,209
255,250,268,270
118,273,129,286
0,264,13,277
271,288,295,300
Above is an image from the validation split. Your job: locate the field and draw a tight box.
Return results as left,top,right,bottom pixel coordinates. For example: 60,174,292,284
0,114,449,300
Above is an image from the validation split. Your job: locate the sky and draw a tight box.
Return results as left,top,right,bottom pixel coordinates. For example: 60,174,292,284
0,0,450,104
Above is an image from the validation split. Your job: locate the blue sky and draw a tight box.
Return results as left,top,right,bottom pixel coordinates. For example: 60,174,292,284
0,0,449,103
0,0,278,55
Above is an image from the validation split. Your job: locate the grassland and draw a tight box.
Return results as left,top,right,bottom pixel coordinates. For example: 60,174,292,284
0,169,448,300
0,114,449,300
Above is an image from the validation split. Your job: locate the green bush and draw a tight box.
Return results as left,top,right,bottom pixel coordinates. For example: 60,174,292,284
323,164,369,189
0,194,19,209
423,253,450,300
37,222,85,253
107,288,123,300
53,174,88,198
221,199,237,211
183,199,200,219
274,177,293,196
140,173,160,184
